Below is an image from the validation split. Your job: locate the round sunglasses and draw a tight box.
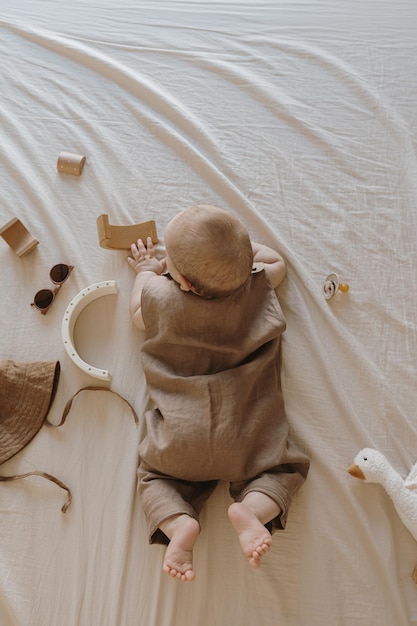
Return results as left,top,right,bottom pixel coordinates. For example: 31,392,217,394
31,264,74,314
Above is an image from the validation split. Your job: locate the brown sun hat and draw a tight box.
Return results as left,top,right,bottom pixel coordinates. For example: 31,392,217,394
0,359,60,465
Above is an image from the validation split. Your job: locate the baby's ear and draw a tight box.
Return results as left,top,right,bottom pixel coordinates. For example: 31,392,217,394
179,275,194,292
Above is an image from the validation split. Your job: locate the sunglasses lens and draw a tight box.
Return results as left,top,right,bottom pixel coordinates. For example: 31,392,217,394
34,289,54,310
50,264,70,283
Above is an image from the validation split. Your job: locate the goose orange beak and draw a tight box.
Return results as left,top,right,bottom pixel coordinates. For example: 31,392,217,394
347,464,365,480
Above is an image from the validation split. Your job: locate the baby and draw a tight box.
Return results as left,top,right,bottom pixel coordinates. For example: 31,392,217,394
128,205,309,581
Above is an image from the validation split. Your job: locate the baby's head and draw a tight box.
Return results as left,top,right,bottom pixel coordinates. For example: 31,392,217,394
165,205,253,298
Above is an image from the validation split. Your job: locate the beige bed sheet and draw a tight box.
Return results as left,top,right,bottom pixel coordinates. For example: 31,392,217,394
1,1,417,624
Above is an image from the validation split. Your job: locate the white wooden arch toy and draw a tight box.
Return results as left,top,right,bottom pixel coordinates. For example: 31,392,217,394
62,280,118,381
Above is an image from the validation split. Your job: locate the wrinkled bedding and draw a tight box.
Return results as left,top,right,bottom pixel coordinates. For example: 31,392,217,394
1,1,417,624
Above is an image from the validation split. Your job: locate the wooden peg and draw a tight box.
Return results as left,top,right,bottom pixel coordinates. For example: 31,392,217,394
97,214,158,250
0,217,39,257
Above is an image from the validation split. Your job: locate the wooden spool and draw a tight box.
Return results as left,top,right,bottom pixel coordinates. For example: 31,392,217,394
57,151,86,176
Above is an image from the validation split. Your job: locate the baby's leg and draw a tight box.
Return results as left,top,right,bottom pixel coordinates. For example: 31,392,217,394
228,492,280,569
139,461,217,581
159,514,200,582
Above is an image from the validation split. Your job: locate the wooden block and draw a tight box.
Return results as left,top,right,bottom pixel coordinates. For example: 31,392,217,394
57,151,86,176
97,214,158,250
0,218,39,257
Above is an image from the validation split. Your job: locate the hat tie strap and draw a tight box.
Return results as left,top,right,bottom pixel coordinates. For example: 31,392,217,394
46,386,139,428
0,471,71,513
0,387,138,514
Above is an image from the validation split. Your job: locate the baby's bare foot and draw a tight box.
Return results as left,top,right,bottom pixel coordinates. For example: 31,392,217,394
228,502,272,569
162,516,200,581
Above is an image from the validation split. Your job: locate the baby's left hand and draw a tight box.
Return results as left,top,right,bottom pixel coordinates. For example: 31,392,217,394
127,237,166,275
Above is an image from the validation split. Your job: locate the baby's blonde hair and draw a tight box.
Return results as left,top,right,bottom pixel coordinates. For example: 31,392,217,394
165,205,253,298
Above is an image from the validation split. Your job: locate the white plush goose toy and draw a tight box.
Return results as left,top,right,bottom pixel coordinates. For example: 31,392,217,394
348,448,417,542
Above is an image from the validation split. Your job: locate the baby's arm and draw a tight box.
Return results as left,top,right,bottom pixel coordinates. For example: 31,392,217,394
128,237,166,331
252,241,286,289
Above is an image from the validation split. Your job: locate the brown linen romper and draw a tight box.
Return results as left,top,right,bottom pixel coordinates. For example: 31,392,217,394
138,266,310,544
